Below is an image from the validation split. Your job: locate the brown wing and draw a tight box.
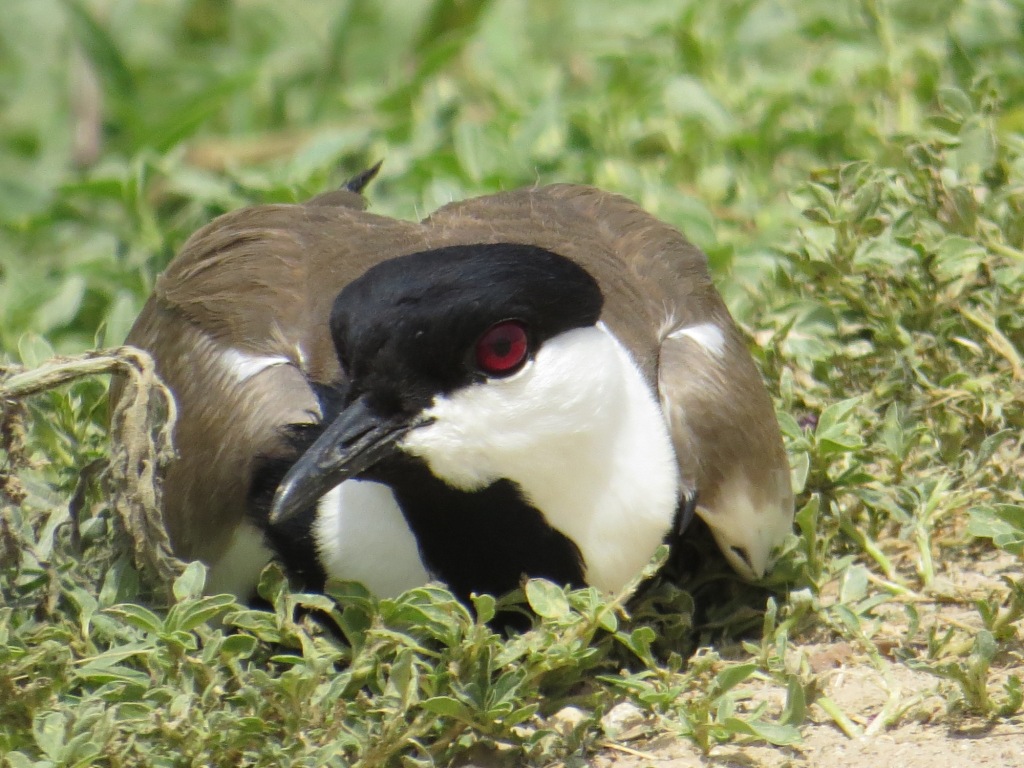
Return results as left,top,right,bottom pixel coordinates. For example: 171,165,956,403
118,192,428,567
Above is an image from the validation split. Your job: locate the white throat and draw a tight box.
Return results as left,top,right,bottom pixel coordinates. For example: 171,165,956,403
400,324,680,593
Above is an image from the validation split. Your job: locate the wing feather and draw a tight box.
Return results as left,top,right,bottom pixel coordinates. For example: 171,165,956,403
116,182,792,582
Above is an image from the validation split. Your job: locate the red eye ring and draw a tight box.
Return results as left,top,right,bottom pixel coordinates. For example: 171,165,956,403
475,320,529,377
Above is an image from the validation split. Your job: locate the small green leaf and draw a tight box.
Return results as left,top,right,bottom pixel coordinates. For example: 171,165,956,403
5,752,37,768
616,626,657,664
76,642,153,669
220,633,258,659
173,561,208,602
65,586,99,636
723,716,801,745
973,430,1015,472
815,397,861,438
32,711,67,759
968,505,1024,554
505,703,539,727
790,451,810,495
781,676,807,725
714,663,757,695
998,676,1023,717
524,579,570,619
795,497,820,543
970,629,997,667
385,649,418,704
166,594,236,632
597,607,619,633
839,564,869,605
937,87,973,118
105,604,164,635
802,207,833,225
421,696,474,720
472,593,496,625
17,333,56,367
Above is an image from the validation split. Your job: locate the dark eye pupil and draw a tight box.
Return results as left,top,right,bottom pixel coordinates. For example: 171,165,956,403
475,321,528,376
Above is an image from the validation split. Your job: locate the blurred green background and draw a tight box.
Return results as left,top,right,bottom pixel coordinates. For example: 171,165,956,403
2,2,1024,763
3,0,1021,359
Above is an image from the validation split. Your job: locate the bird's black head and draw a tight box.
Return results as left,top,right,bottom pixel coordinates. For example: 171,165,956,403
270,243,603,523
328,243,604,417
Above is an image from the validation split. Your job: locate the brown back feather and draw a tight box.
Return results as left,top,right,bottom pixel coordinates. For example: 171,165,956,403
117,184,789,566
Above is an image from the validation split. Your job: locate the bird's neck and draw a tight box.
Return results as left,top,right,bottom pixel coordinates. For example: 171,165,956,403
402,325,681,594
505,339,680,593
375,460,586,602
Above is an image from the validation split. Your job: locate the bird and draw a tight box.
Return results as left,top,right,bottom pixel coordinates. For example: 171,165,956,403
115,171,793,606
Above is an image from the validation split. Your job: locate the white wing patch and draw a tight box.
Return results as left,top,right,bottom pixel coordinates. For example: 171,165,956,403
667,322,726,359
219,348,291,382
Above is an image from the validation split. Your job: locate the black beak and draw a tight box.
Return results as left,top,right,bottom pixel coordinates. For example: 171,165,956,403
269,395,425,524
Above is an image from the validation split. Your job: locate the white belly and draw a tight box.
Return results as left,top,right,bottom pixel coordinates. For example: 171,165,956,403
314,480,432,596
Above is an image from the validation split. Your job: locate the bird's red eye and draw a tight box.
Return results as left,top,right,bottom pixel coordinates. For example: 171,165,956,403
475,321,529,376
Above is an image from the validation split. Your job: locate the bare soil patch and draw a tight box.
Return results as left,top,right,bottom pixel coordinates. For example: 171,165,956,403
593,548,1024,767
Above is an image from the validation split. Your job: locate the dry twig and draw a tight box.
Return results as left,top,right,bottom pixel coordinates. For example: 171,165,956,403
0,347,185,587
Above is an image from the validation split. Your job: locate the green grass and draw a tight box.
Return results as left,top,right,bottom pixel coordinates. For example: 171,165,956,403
2,0,1023,765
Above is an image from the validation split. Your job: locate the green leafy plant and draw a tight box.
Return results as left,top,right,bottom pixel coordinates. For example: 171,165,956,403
3,0,1024,764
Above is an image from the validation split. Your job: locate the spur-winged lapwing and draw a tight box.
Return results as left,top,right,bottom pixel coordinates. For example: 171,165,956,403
116,177,793,604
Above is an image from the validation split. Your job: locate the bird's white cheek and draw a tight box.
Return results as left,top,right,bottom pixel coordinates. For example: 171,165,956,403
400,416,500,491
399,378,544,490
399,326,622,492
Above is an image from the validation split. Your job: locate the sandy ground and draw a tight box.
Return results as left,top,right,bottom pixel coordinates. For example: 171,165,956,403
592,719,1024,768
590,548,1024,768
